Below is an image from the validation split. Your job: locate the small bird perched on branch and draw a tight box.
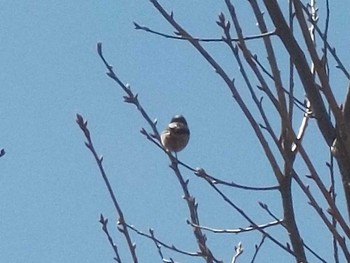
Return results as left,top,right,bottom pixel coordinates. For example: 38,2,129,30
161,115,190,154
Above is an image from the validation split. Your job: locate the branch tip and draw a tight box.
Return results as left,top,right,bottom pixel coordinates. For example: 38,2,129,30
133,22,141,29
97,42,103,56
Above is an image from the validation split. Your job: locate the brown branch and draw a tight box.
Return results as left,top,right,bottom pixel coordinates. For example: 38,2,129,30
298,0,350,223
249,0,289,128
292,2,345,149
342,85,350,124
76,114,138,263
288,0,295,124
225,5,305,259
296,6,350,220
216,11,287,162
300,4,350,80
279,171,306,263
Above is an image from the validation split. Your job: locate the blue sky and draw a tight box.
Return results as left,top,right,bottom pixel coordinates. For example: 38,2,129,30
1,1,350,262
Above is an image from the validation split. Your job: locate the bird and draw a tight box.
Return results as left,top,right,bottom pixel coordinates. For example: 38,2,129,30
161,115,190,154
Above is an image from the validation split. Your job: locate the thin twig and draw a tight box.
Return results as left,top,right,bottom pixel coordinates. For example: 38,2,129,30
231,242,243,263
99,214,122,263
97,43,160,141
188,219,282,234
134,22,276,42
303,242,327,263
259,202,283,223
259,201,327,262
327,153,340,263
193,167,279,191
292,169,350,261
194,168,296,257
76,114,138,263
301,4,350,79
125,224,200,258
251,235,266,263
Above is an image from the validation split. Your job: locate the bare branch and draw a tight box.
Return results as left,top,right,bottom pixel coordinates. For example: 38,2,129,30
296,143,350,239
133,21,276,42
195,168,296,257
327,154,340,263
99,214,122,263
231,242,243,263
263,0,336,146
97,43,161,141
76,114,138,263
98,42,219,263
125,224,201,258
300,4,350,79
292,169,350,261
188,219,282,234
194,167,279,191
251,235,266,263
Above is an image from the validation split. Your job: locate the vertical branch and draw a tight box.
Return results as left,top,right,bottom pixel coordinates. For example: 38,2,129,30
170,159,217,263
299,0,350,220
287,1,295,123
327,156,340,263
263,0,336,147
231,242,243,263
248,0,289,131
227,1,306,261
292,0,341,121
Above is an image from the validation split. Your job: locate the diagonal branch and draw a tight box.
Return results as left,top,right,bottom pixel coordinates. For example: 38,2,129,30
76,114,138,263
97,42,219,263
